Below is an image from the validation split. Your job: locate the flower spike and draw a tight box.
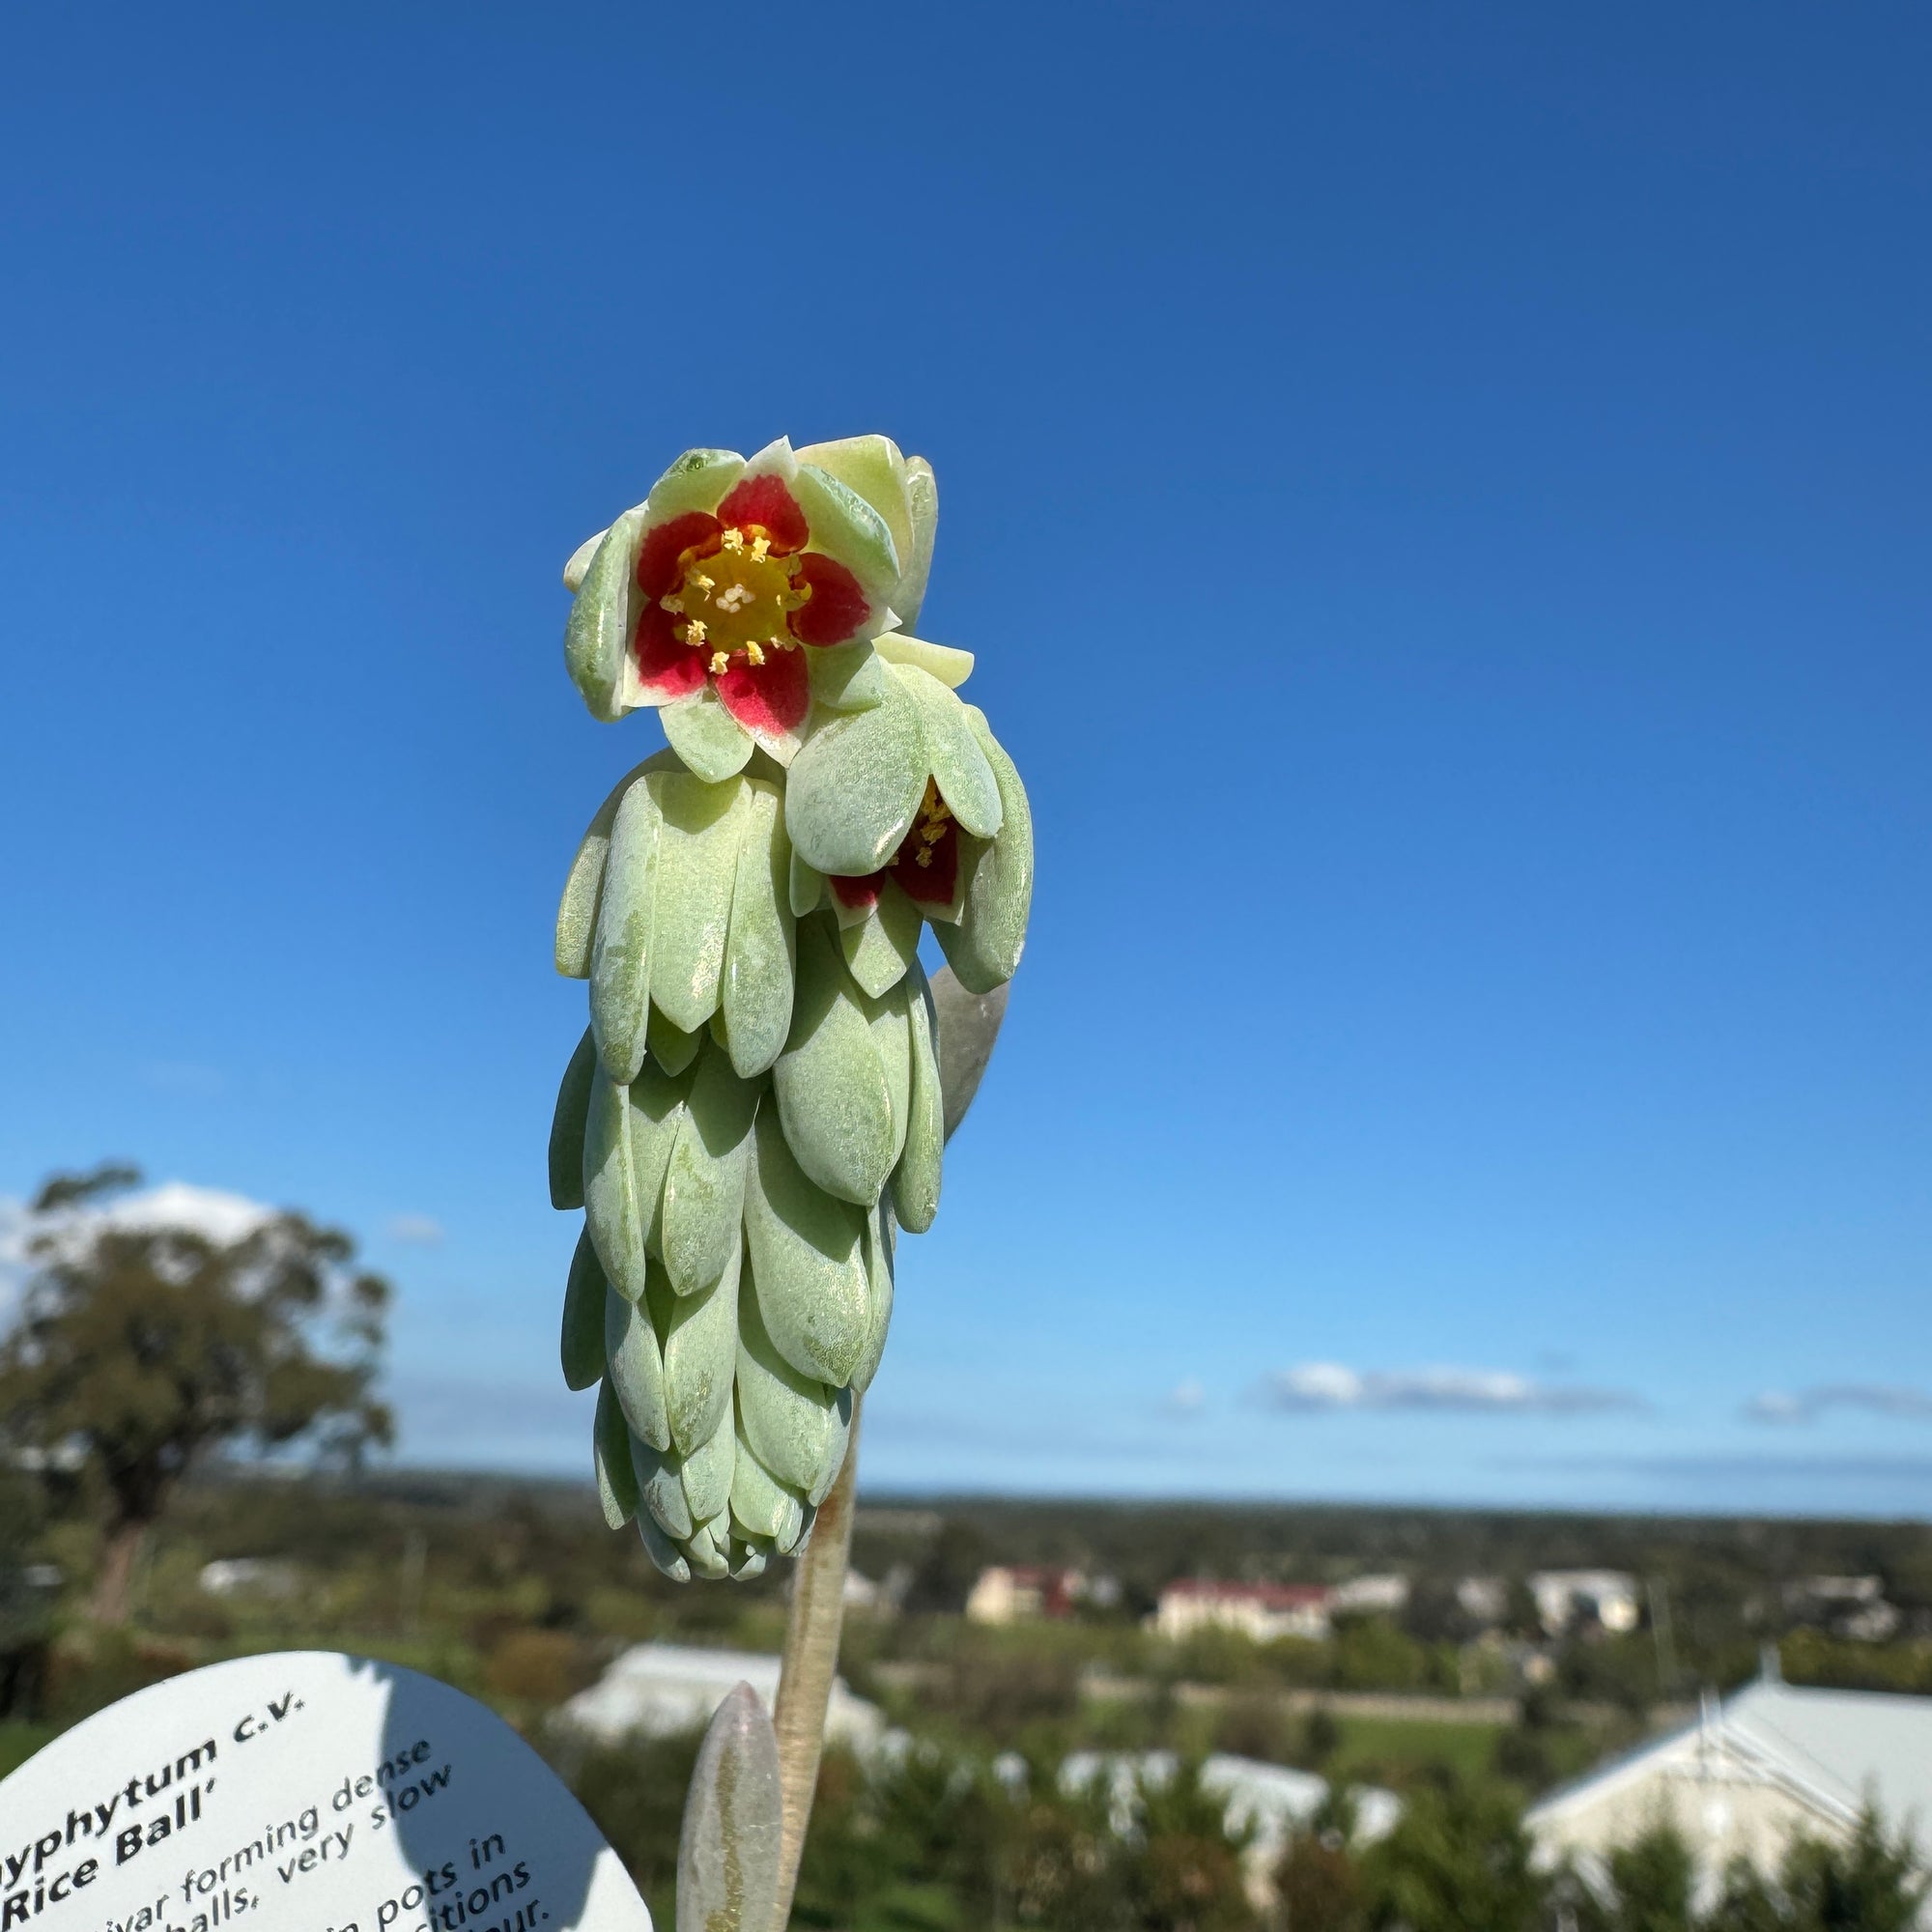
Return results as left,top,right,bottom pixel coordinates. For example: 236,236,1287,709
550,438,1030,1580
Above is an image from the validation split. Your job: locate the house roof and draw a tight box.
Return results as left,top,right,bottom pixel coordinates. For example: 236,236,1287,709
1528,1674,1932,1847
561,1641,883,1748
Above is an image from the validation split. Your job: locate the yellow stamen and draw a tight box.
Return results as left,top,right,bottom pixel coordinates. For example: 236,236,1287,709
670,525,806,671
905,780,952,867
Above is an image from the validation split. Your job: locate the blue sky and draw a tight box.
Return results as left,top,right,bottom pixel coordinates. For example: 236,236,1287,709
2,2,1928,1517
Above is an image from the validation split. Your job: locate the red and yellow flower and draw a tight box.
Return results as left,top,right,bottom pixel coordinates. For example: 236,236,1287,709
563,437,933,779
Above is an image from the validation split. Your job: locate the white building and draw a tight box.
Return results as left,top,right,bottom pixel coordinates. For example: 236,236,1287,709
1530,1569,1640,1635
199,1557,299,1599
1784,1576,1903,1644
1527,1663,1932,1911
1154,1580,1333,1644
965,1565,1088,1624
561,1642,884,1751
1330,1574,1411,1616
1457,1576,1510,1627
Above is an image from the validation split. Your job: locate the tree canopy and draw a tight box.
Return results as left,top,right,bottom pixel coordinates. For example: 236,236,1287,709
0,1162,391,1621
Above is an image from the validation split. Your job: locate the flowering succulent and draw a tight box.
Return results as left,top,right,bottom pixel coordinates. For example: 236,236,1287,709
563,436,940,779
549,436,1032,1581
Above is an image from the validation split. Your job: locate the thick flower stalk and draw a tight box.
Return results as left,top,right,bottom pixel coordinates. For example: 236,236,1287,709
547,436,1031,1583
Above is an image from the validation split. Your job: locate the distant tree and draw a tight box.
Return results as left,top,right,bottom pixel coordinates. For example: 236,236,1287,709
1775,1811,1925,1932
1333,1617,1434,1692
1706,1859,1789,1932
1128,1763,1256,1932
1277,1828,1366,1932
1214,1692,1294,1763
1503,1578,1544,1639
1402,1576,1478,1647
1569,1812,1926,1932
1359,1781,1546,1932
0,1163,390,1624
902,1516,991,1615
1569,1825,1697,1932
1301,1708,1342,1769
938,1642,1080,1742
1490,1724,1558,1791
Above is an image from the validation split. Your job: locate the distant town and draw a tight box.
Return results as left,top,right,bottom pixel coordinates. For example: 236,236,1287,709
4,1469,1929,1927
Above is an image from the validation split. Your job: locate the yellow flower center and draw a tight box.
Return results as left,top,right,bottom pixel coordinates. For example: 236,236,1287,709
659,527,810,675
904,781,952,868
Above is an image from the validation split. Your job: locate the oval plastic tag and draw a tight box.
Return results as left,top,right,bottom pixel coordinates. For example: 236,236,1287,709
0,1650,651,1932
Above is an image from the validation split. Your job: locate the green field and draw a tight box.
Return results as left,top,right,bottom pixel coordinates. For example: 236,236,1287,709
1327,1713,1505,1781
0,1721,56,1779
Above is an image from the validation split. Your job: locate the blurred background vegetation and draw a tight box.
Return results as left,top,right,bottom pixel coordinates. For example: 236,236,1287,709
3,1455,1930,1929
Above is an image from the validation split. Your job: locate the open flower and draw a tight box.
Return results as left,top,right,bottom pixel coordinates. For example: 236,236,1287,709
563,437,935,780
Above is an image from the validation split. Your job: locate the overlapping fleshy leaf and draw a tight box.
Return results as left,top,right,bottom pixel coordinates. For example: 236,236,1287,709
792,689,1033,998
557,764,795,1083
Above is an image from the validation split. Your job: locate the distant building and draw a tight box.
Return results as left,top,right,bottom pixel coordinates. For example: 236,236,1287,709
1527,1662,1932,1910
561,1641,884,1750
1154,1580,1333,1644
965,1565,1090,1624
199,1557,299,1599
1330,1574,1410,1616
786,1563,911,1616
1784,1576,1903,1644
1457,1577,1509,1628
1530,1569,1639,1635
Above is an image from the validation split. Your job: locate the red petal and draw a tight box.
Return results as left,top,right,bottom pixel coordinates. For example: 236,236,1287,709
830,872,884,911
715,646,810,737
789,551,874,646
634,604,707,699
716,474,810,553
891,821,959,906
637,511,721,600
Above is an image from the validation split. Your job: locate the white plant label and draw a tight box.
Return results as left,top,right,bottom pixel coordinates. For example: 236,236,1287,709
0,1651,652,1932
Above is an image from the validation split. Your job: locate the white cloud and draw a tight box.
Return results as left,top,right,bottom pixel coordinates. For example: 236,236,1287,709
1746,1384,1932,1426
2,1181,272,1268
1,1181,279,1319
1261,1361,1640,1416
1161,1377,1207,1419
385,1213,444,1246
102,1182,274,1245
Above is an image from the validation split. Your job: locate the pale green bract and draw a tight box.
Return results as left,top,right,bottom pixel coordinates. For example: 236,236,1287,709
547,437,1033,1580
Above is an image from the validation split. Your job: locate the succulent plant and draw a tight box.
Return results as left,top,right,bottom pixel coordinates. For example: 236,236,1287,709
548,435,1032,1582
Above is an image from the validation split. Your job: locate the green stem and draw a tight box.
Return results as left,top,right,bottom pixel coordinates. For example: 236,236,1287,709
768,1401,861,1927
